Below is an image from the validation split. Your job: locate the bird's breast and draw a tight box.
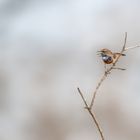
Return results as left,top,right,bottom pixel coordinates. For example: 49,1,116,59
101,55,113,64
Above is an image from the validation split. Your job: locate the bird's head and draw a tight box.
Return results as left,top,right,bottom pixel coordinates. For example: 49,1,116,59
97,48,113,64
97,48,112,56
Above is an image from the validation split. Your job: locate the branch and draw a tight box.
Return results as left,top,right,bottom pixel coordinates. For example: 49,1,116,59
89,74,107,109
77,87,105,140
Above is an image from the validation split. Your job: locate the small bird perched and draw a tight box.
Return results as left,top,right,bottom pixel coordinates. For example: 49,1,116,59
98,48,125,65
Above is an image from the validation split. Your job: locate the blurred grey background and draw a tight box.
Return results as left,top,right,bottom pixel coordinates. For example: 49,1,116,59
0,0,140,140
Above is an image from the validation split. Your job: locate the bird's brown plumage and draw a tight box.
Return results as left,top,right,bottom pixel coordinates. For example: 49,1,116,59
98,48,125,64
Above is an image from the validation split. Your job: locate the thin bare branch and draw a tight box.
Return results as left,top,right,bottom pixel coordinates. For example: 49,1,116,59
125,45,140,51
122,32,127,52
77,87,105,140
113,32,127,65
89,74,107,109
77,87,89,108
112,67,126,71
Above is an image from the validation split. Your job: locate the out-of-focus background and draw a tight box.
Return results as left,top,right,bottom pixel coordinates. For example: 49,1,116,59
0,0,140,140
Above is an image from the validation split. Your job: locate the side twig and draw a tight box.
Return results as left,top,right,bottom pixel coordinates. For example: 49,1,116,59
124,45,140,51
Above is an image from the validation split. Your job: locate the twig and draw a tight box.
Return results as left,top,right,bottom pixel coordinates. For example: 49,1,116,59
112,67,126,71
77,87,105,140
125,45,140,51
89,74,107,109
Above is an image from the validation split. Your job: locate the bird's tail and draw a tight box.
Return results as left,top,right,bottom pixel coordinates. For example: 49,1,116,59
115,53,126,56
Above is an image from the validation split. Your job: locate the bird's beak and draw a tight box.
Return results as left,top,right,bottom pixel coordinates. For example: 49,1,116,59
96,50,102,55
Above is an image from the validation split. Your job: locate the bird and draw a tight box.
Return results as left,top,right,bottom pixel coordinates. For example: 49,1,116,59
97,48,125,65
